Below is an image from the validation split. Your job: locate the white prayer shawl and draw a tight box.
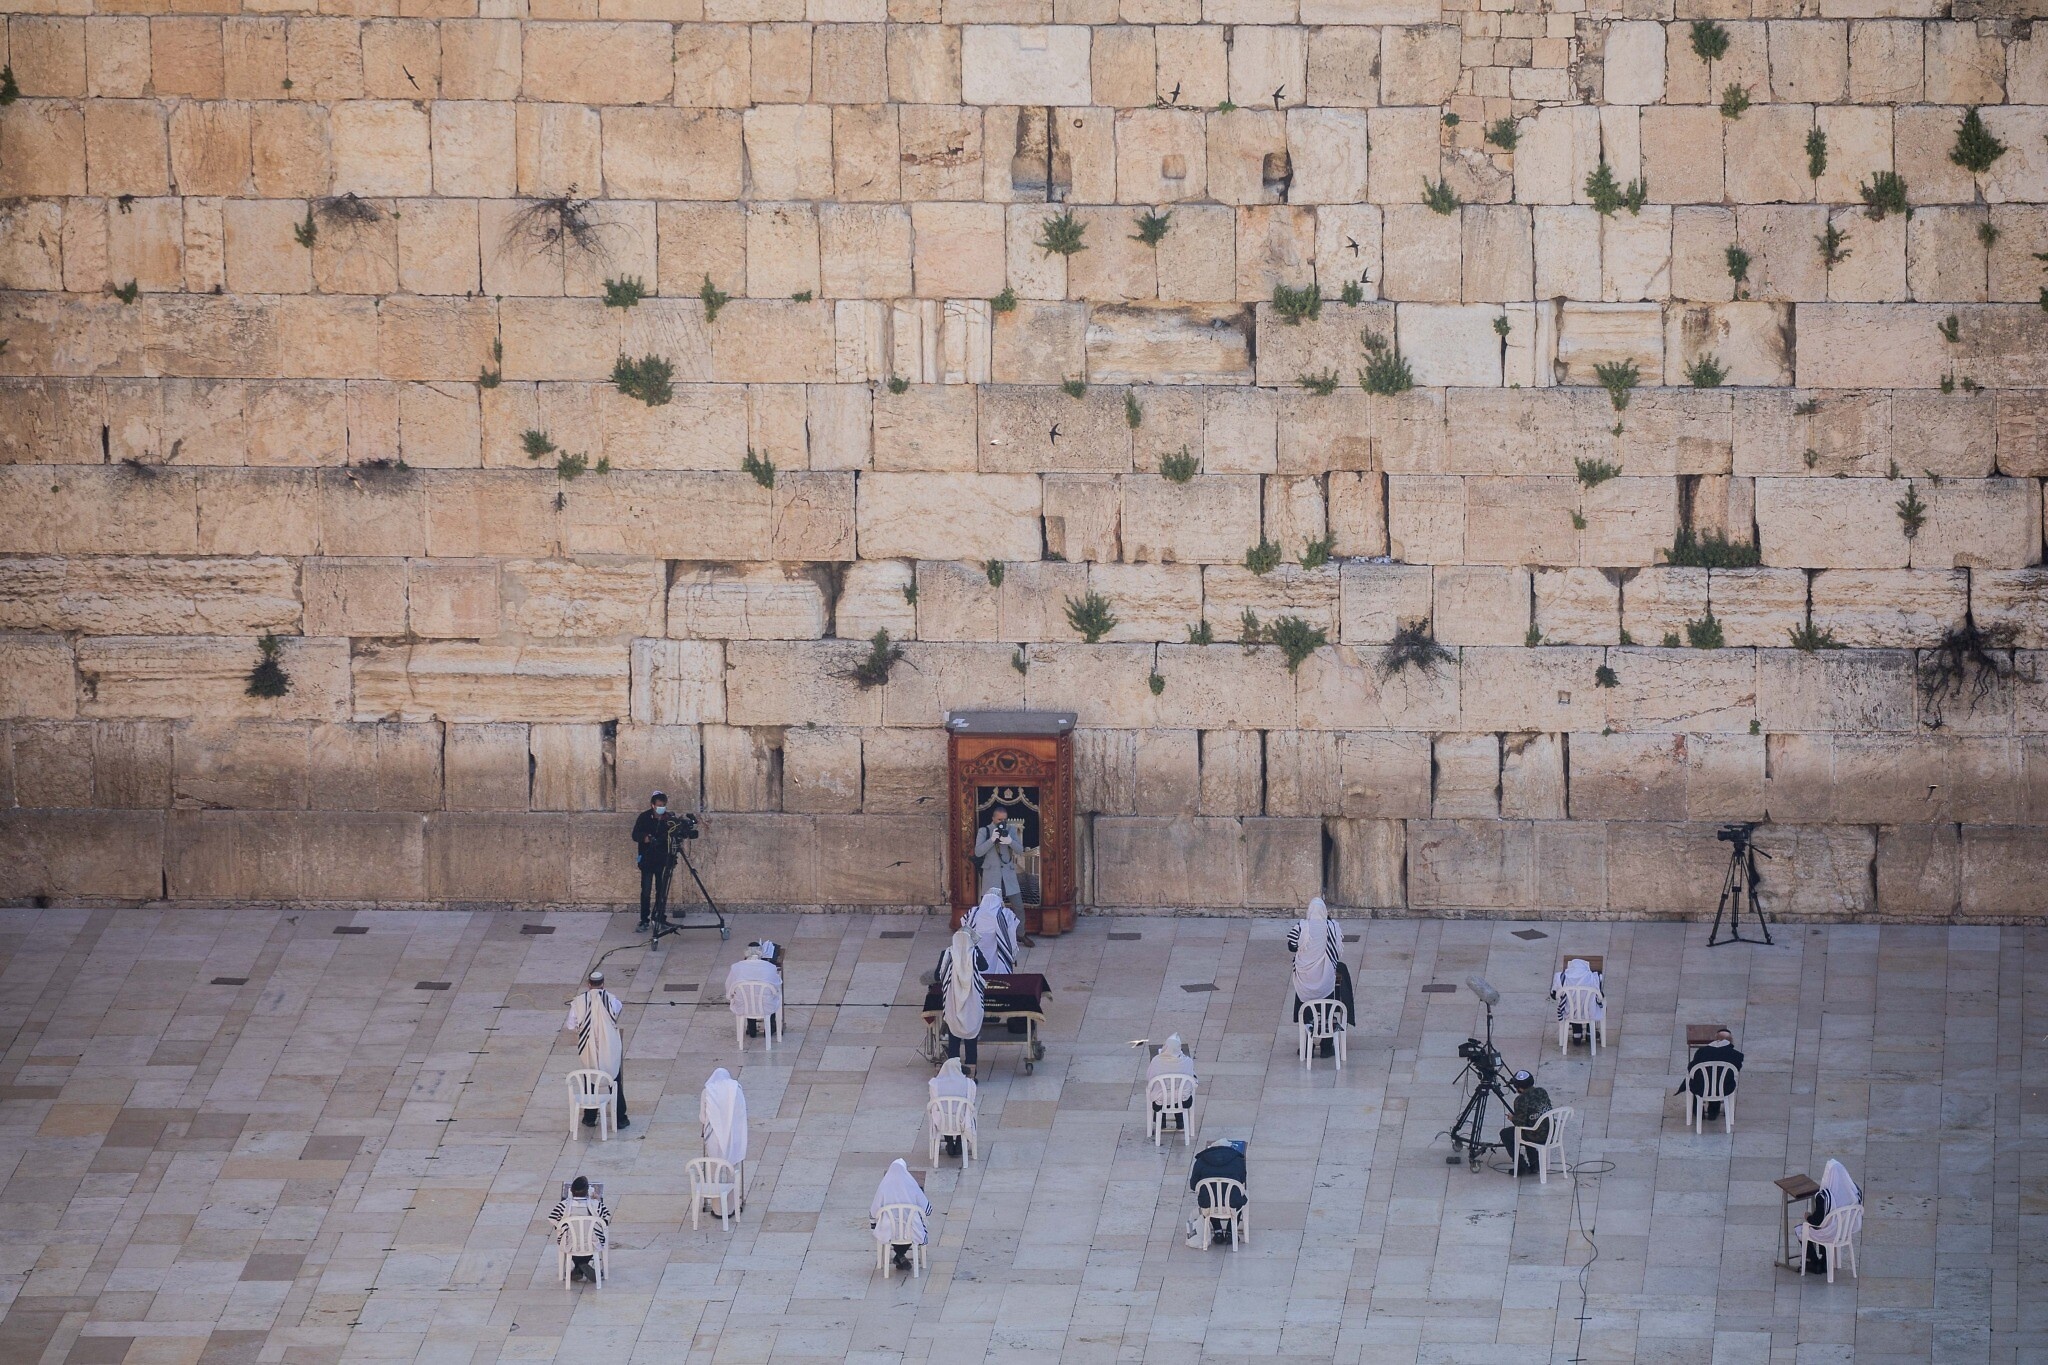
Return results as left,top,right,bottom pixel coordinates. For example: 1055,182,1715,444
1817,1158,1861,1212
548,1194,611,1246
871,1159,931,1245
941,930,985,1040
929,1057,978,1105
565,987,623,1078
1290,897,1340,1002
967,891,1021,975
724,956,783,1018
1552,958,1605,1021
1147,1033,1197,1087
700,1068,748,1167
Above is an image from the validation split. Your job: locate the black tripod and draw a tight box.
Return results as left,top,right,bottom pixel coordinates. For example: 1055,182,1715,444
1707,821,1772,947
648,834,728,949
1447,999,1516,1172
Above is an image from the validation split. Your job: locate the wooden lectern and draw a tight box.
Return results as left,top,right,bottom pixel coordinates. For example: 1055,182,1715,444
945,710,1077,937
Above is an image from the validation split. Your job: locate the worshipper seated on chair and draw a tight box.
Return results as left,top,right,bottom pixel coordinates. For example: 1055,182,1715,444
701,1067,748,1190
1550,958,1605,1044
549,1176,612,1281
966,889,1024,975
1187,1139,1247,1243
1497,1070,1553,1175
1674,1027,1744,1121
870,1159,932,1271
725,944,783,1038
929,1057,978,1157
1288,896,1354,1058
1146,1034,1197,1131
1805,1159,1861,1272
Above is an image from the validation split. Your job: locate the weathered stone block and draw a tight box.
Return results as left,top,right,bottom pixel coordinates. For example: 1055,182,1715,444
355,643,629,724
78,635,347,723
1122,475,1261,565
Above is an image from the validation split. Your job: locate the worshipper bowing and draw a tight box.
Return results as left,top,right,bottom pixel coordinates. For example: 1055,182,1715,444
725,943,783,1038
1186,1138,1248,1246
549,1175,612,1282
870,1159,932,1272
1804,1159,1862,1272
928,1057,978,1158
936,927,987,1075
564,970,629,1129
1287,896,1353,1057
701,1067,748,1204
966,889,1024,975
1551,957,1605,1045
1146,1034,1197,1134
1498,1070,1553,1176
1676,1027,1744,1122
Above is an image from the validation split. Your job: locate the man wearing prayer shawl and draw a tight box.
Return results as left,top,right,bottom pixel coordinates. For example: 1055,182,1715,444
724,944,783,1038
1187,1138,1247,1244
563,970,629,1128
1146,1034,1197,1133
966,889,1023,974
1673,1027,1744,1121
870,1159,931,1270
936,928,987,1073
1805,1159,1860,1271
1550,958,1604,1043
928,1057,977,1157
700,1068,748,1202
548,1175,612,1282
1287,897,1353,1056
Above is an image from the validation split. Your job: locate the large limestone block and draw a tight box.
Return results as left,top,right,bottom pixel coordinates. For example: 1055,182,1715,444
427,812,571,903
1755,476,1910,569
1960,824,2048,918
681,813,818,905
1327,471,1388,559
1705,567,1807,647
603,107,743,199
815,814,946,904
1910,479,2042,570
1093,816,1244,906
857,472,1042,560
1399,304,1502,388
874,385,977,472
172,719,309,811
911,559,1001,641
1339,562,1434,644
1327,818,1405,909
1132,728,1198,815
1293,643,1459,731
78,635,347,722
980,385,1130,473
1662,303,1795,388
998,561,1091,641
1533,567,1620,644
1043,474,1122,563
724,640,886,727
1203,563,1340,633
711,301,836,384
1432,732,1499,818
566,472,853,561
1605,648,1758,733
1023,642,1162,727
443,722,528,812
1603,821,1730,914
1619,566,1708,645
1084,306,1253,386
1459,646,1608,733
1750,823,1877,918
1501,732,1565,819
960,26,1091,106
988,300,1085,385
1077,727,1138,816
1433,566,1530,646
1758,649,1915,732
1877,823,1958,918
1122,475,1261,564
1793,303,1947,388
1078,563,1196,642
782,726,863,814
4,723,87,811
1553,302,1663,385
1385,474,1463,563
861,726,945,814
1406,819,1541,911
425,473,562,560
1463,477,1577,568
628,638,726,725
1145,644,1297,729
1572,731,1689,821
1444,389,1608,477
838,560,917,641
0,557,298,635
702,725,778,812
0,811,164,900
1333,732,1431,817
308,721,442,813
615,725,701,814
1687,733,1766,820
499,559,664,641
0,467,199,556
354,643,630,724
405,560,498,640
0,636,76,720
668,565,829,640
1809,568,1966,646
881,642,1023,726
1263,730,1335,817
1198,728,1263,817
1972,568,2048,648
529,724,606,811
1254,301,1394,386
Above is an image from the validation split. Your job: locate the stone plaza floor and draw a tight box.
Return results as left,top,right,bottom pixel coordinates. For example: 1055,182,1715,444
0,906,2034,1364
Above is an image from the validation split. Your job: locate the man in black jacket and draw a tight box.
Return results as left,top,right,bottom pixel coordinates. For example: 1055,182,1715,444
630,792,678,930
1499,1071,1553,1175
1676,1029,1744,1121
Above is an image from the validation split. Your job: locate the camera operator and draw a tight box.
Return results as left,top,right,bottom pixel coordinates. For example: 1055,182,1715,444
1498,1070,1553,1176
631,791,679,930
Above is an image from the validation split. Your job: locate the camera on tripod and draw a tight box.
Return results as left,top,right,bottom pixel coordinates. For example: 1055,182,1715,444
668,812,701,842
1457,1036,1505,1079
1709,819,1772,947
1716,820,1758,847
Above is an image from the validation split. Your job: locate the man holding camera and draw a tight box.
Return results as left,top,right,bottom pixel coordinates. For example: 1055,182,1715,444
973,806,1022,909
631,791,679,930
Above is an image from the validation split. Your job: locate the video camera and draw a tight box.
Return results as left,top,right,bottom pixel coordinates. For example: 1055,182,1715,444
670,812,701,841
1716,820,1759,848
1457,1036,1506,1079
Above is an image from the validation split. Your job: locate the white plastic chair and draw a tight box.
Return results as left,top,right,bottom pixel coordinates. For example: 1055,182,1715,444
1193,1177,1249,1249
555,1215,607,1287
1686,1060,1738,1133
926,1096,978,1166
1798,1204,1862,1282
1511,1105,1574,1184
1556,986,1606,1055
566,1069,617,1140
1298,998,1348,1069
730,980,783,1048
686,1157,740,1230
1147,1074,1196,1147
873,1204,927,1278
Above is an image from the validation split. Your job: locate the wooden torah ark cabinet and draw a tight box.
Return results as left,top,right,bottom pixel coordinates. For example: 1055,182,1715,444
945,710,1078,937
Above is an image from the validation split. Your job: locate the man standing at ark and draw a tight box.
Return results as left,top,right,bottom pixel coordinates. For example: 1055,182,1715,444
974,806,1023,909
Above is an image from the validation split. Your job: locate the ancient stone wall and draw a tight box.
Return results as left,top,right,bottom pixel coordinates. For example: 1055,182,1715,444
1,0,2045,918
